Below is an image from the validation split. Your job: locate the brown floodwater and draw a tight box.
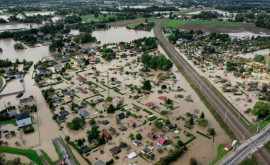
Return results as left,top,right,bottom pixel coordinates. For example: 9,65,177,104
0,23,41,32
0,39,50,63
92,27,154,44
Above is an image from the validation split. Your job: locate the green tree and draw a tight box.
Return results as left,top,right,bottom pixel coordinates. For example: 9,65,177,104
136,133,142,140
198,118,208,127
200,112,205,119
189,116,194,125
190,157,197,165
252,101,270,119
89,119,96,126
107,104,115,113
142,80,151,90
65,135,70,143
177,140,184,147
208,128,216,136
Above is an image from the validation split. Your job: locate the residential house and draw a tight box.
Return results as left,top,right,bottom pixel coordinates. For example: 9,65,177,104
141,147,152,155
118,44,125,50
54,64,63,72
127,152,137,160
95,160,105,165
73,60,84,67
76,54,87,60
36,68,52,76
102,131,112,140
128,120,136,128
132,140,142,146
52,96,62,103
57,115,65,122
109,146,121,154
101,120,109,125
147,133,156,140
157,137,168,146
19,97,34,111
224,144,233,151
79,110,89,117
77,76,87,83
158,96,167,100
116,113,126,120
15,112,32,128
118,125,127,131
59,57,71,63
88,56,100,63
165,123,174,130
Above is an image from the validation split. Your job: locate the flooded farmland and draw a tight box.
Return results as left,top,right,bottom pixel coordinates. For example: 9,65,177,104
92,27,154,44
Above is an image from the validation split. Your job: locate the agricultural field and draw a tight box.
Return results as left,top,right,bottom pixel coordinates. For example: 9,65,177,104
81,14,116,21
187,20,241,26
163,19,185,28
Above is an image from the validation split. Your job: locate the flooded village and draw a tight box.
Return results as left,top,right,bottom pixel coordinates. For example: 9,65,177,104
0,0,270,165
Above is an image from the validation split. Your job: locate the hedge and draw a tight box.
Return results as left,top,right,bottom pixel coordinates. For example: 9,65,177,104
196,131,211,139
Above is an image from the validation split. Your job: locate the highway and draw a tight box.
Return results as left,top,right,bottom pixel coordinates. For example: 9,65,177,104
219,125,270,165
154,18,270,165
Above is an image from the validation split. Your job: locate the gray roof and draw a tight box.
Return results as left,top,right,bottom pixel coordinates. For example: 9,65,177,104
15,112,30,121
79,110,89,116
95,160,105,165
59,57,70,63
19,97,33,104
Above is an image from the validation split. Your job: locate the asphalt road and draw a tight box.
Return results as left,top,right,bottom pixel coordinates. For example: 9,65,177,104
154,18,270,165
219,125,270,165
54,138,75,165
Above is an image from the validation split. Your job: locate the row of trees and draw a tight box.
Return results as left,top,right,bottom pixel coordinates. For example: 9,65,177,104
141,53,173,71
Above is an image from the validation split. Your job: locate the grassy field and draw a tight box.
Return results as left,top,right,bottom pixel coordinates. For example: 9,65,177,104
266,141,270,150
249,116,270,133
0,146,42,165
81,14,116,21
239,158,258,165
188,20,241,26
209,144,230,165
163,19,185,28
0,119,16,126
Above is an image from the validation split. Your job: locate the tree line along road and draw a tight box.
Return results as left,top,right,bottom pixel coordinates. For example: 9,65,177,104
154,18,270,165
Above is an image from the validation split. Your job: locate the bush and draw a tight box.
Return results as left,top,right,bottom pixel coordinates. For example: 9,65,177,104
23,125,34,134
114,156,119,159
136,133,142,140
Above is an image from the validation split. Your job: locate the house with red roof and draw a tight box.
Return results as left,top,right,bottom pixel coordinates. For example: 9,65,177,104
158,96,167,100
102,131,111,140
147,133,156,140
224,144,233,151
145,102,155,108
77,76,87,82
157,137,168,146
128,120,136,127
118,44,125,50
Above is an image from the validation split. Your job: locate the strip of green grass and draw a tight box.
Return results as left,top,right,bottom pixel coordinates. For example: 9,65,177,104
41,141,62,165
239,157,258,165
0,119,16,126
163,19,185,28
188,20,241,26
209,144,229,165
81,14,116,21
249,116,270,133
266,141,270,150
0,146,42,165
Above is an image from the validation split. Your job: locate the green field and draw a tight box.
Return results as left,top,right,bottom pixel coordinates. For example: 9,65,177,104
209,144,230,165
188,20,241,26
81,14,116,21
249,116,270,133
266,141,270,150
239,158,258,165
0,146,42,165
181,13,193,17
0,119,16,126
163,19,185,28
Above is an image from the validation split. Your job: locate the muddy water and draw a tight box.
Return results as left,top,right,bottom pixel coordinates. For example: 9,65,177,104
4,153,31,163
0,39,50,63
238,49,270,59
92,27,154,44
0,23,41,32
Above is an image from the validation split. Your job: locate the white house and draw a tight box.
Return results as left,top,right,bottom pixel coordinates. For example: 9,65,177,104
15,112,32,128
